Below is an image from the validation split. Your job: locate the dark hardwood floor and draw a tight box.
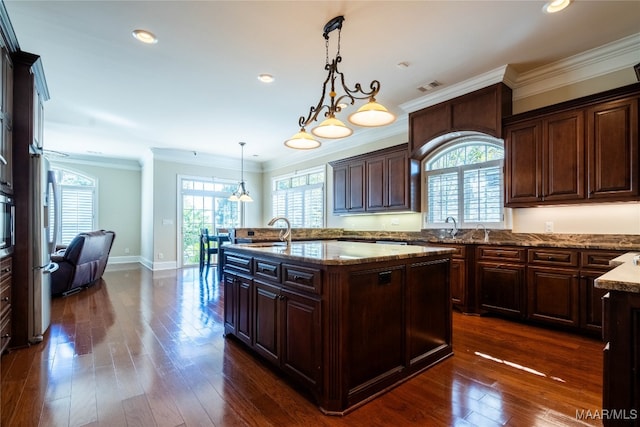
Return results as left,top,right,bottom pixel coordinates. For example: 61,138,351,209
1,264,604,426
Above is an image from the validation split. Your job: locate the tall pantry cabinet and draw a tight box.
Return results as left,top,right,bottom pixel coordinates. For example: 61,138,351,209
0,4,50,424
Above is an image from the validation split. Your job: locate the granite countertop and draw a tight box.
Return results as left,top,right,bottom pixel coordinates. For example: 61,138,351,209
226,240,455,266
594,252,640,293
230,228,640,251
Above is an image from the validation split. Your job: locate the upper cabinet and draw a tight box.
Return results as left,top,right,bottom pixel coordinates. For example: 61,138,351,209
586,98,638,200
504,83,639,207
409,83,512,159
0,47,12,194
329,144,419,214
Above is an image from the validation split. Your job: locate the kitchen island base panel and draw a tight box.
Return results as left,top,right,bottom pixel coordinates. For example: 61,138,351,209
223,241,454,414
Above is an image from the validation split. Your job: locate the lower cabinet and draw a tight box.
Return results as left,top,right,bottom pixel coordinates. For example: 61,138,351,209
476,246,526,318
602,291,640,425
223,246,453,414
475,246,622,335
527,266,579,327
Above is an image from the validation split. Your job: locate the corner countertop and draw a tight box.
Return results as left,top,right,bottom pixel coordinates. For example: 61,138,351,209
594,252,640,293
226,240,455,266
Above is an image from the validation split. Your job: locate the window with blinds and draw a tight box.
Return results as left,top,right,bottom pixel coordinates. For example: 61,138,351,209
50,168,97,245
272,167,325,228
424,136,504,228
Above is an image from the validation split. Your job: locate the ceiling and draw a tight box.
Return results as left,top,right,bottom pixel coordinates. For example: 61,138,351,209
4,1,640,167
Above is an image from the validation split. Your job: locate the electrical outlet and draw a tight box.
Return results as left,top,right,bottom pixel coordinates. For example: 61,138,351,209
390,218,400,226
544,221,554,233
124,247,130,254
158,252,164,259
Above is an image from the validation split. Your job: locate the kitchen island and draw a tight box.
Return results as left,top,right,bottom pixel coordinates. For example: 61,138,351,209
595,252,640,426
222,240,455,415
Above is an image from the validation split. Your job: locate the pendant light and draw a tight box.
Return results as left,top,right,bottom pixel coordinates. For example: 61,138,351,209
284,16,395,150
229,142,253,202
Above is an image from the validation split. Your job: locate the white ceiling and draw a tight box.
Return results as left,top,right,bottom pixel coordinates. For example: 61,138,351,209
4,1,640,167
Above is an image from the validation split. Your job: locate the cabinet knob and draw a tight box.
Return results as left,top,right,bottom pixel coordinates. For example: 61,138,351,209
2,333,9,339
1,268,10,273
1,297,8,302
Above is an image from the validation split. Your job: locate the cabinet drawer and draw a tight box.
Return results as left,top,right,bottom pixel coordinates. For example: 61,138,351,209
528,248,578,267
0,283,10,318
283,264,322,294
581,251,623,270
225,253,253,274
477,246,526,263
428,243,466,259
0,256,11,285
254,259,281,282
0,313,10,353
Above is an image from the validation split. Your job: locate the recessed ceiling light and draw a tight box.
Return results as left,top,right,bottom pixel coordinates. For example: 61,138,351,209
257,74,274,83
543,0,571,14
132,29,158,44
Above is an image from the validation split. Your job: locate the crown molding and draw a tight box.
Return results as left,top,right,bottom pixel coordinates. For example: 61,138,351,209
150,147,262,173
511,33,640,100
50,154,142,171
398,65,515,113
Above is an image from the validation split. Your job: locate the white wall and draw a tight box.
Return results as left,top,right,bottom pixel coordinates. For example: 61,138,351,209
50,157,142,261
140,150,155,268
151,155,262,269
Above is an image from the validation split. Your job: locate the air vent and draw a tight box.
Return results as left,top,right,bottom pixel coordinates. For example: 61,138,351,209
417,80,442,92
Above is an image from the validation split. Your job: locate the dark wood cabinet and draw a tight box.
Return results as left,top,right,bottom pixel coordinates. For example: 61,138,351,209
0,256,11,354
587,97,638,200
331,160,365,213
223,271,253,347
426,243,474,312
505,109,584,205
527,248,580,327
366,149,409,211
280,287,321,391
0,48,12,194
504,83,640,207
602,290,640,425
223,244,452,414
330,144,418,214
409,83,512,159
476,246,526,318
253,279,280,364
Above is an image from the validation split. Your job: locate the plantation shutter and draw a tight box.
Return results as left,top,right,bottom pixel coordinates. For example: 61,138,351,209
463,161,503,223
60,186,95,244
426,170,458,223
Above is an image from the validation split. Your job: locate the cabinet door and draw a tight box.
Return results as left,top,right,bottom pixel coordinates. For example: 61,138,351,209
587,97,638,200
236,275,253,346
253,280,280,365
542,110,585,201
450,258,465,306
366,155,385,211
407,259,451,365
386,150,409,210
280,288,321,392
580,270,609,334
348,161,365,212
477,261,525,317
332,163,348,213
347,267,403,390
527,267,579,328
0,49,12,194
505,120,541,205
223,273,238,336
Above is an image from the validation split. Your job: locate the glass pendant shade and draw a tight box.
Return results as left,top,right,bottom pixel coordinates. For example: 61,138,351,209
229,142,253,202
311,116,353,139
348,101,396,127
284,129,321,149
228,194,239,202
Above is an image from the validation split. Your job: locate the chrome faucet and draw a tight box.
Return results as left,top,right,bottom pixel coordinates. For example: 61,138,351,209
445,216,458,238
268,216,291,247
475,224,490,242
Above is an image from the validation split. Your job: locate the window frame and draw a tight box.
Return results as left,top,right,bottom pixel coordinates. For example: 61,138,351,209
271,166,326,228
50,166,98,246
422,135,506,230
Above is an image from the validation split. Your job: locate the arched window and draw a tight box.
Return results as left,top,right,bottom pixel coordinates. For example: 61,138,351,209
50,167,97,245
423,135,505,228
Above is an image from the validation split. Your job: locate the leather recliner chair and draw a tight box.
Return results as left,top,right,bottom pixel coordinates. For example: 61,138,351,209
50,230,116,296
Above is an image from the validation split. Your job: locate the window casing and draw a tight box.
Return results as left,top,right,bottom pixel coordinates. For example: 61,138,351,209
423,136,505,229
272,167,325,228
50,168,97,245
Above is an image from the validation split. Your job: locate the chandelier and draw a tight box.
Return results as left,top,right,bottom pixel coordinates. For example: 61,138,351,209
284,16,395,150
229,142,253,202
